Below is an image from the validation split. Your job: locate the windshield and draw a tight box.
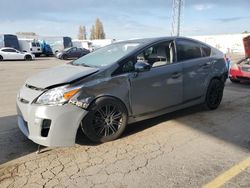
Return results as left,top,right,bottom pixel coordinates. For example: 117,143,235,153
72,42,142,67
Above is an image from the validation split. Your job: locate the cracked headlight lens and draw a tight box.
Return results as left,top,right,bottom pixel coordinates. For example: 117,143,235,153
35,85,80,105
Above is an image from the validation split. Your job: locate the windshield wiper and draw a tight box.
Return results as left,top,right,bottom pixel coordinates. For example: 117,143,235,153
80,63,91,67
70,61,99,68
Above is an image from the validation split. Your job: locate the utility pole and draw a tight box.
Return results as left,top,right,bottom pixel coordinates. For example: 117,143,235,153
171,0,184,36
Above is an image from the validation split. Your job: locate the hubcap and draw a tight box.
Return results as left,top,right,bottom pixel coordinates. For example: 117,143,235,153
93,105,122,137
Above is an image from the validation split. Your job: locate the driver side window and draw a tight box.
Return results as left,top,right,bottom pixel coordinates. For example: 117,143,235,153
137,41,174,68
112,58,136,76
121,60,135,73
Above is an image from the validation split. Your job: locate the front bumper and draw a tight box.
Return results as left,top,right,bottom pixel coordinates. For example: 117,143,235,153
229,69,250,81
16,99,88,147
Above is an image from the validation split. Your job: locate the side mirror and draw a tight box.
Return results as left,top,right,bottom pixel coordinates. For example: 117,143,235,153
135,61,151,72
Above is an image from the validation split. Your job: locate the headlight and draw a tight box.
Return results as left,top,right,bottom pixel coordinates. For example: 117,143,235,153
34,85,80,105
230,63,239,70
57,53,62,58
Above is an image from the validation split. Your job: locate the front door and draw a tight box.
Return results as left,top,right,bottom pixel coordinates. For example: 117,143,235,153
129,41,183,116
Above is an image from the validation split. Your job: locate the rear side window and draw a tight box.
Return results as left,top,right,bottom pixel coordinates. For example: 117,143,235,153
2,49,16,52
176,40,202,61
201,45,211,57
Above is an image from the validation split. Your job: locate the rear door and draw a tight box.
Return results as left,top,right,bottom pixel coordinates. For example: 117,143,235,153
1,49,10,59
176,39,212,102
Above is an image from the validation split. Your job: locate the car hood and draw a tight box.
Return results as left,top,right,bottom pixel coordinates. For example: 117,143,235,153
26,64,99,89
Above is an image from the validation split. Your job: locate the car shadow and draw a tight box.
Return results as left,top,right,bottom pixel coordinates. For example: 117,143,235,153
76,97,250,151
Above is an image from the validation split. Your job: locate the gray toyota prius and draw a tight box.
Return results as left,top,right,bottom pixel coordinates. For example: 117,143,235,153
17,37,228,147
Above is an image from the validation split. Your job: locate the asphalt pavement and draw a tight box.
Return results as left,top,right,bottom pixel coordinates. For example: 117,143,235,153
0,56,250,188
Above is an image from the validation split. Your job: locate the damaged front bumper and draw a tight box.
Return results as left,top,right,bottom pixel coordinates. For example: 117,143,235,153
16,99,88,147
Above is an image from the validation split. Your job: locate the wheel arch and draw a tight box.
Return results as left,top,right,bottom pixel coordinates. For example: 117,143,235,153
24,54,32,59
86,95,129,116
206,74,226,89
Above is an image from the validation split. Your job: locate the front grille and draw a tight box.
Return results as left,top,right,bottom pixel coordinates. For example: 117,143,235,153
25,84,45,91
236,76,250,81
241,66,250,73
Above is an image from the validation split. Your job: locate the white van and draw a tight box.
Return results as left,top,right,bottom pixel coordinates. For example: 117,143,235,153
72,39,92,51
18,39,42,57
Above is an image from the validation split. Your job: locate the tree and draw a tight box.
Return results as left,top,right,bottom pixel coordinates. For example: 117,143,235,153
95,18,106,39
78,25,87,40
89,18,106,39
90,25,95,40
242,31,249,34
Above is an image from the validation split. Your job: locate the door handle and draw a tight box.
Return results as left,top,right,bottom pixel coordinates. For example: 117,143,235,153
200,61,213,68
205,62,212,65
171,72,181,79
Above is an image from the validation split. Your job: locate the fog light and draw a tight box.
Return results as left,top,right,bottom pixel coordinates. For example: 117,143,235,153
41,119,51,137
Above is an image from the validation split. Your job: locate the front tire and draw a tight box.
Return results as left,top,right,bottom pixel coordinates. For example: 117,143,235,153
205,79,224,110
61,54,68,60
81,97,128,143
0,55,3,61
25,55,32,61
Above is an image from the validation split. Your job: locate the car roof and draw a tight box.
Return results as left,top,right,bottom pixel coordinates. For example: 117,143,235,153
126,36,176,42
116,36,208,46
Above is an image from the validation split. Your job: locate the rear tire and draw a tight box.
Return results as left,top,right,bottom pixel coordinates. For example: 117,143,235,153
25,55,32,61
205,79,224,110
0,55,3,61
81,97,128,143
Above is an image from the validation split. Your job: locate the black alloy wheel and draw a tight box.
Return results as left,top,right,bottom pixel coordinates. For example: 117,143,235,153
81,97,128,143
25,55,32,61
205,79,224,110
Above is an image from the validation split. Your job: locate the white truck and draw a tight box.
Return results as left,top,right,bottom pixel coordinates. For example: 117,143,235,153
72,39,93,51
18,39,42,57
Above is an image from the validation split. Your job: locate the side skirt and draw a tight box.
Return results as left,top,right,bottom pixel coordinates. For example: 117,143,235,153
128,96,205,124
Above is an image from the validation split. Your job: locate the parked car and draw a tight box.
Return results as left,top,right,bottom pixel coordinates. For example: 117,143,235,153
16,37,227,147
56,47,90,60
229,57,250,83
0,47,35,61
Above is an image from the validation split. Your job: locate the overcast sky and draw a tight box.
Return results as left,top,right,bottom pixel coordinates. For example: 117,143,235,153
0,0,249,39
